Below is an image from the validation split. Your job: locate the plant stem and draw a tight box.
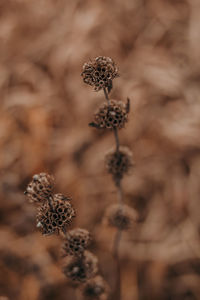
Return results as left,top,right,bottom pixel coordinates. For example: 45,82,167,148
103,87,123,300
103,87,110,105
114,127,120,153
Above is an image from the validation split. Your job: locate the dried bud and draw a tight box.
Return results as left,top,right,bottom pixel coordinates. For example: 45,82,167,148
36,194,75,235
63,251,98,283
89,99,129,130
81,276,109,300
63,228,91,257
25,173,54,204
81,56,119,92
105,146,133,181
104,204,137,230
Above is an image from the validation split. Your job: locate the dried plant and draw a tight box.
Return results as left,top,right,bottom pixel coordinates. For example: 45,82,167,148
82,56,137,300
25,173,109,299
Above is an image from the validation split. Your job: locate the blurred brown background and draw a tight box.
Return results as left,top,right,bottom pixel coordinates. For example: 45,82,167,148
1,0,200,299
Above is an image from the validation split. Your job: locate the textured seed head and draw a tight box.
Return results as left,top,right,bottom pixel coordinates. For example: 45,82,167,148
82,276,109,300
36,194,75,235
63,251,98,283
89,99,129,130
104,204,137,230
105,146,133,181
81,56,119,92
63,228,91,257
25,173,54,204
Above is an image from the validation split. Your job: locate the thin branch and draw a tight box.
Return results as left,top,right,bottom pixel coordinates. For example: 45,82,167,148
112,228,122,300
114,128,120,153
103,87,110,105
102,85,123,300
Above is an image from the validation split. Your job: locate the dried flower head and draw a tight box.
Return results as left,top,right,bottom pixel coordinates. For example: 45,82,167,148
89,99,129,130
104,204,137,230
36,194,75,235
82,276,109,300
25,173,54,204
63,228,91,257
63,251,98,283
81,56,119,92
105,146,133,181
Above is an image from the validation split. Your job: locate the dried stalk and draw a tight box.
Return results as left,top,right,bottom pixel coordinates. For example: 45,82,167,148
103,86,123,300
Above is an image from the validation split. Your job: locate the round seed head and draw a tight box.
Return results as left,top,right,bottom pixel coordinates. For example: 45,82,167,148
81,56,119,92
104,204,137,230
63,251,98,283
105,146,133,181
63,228,91,257
82,276,109,300
90,99,129,130
25,173,54,204
36,195,75,235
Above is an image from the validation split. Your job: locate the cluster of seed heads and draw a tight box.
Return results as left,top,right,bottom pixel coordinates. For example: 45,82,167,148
25,173,75,235
105,146,133,182
25,172,107,298
36,194,75,235
82,56,137,233
81,56,119,92
82,276,109,300
89,99,129,130
104,204,137,230
63,228,91,257
63,251,98,283
25,172,54,204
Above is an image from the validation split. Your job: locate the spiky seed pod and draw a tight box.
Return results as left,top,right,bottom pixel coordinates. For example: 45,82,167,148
63,228,91,257
81,276,109,300
81,56,119,92
89,99,129,130
25,173,54,204
63,251,98,283
104,204,137,230
36,194,75,235
105,146,133,182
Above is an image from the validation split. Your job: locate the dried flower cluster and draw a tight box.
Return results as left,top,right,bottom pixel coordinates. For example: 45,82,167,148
63,251,98,283
82,276,109,300
25,172,54,204
25,173,75,235
104,204,137,230
81,56,119,92
89,99,129,130
63,228,91,257
105,146,133,182
36,194,75,235
82,56,137,299
62,228,108,298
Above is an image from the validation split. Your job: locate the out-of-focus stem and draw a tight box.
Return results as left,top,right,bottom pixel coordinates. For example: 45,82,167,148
114,127,120,153
103,87,110,105
103,87,123,300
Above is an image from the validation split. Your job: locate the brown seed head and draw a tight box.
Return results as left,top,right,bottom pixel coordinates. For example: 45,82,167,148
82,276,109,300
63,251,98,283
63,228,91,257
81,56,119,92
105,146,133,181
104,204,137,230
89,99,129,130
25,173,54,204
36,194,75,235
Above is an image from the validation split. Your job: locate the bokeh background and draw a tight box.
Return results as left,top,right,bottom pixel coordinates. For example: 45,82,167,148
1,0,200,299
